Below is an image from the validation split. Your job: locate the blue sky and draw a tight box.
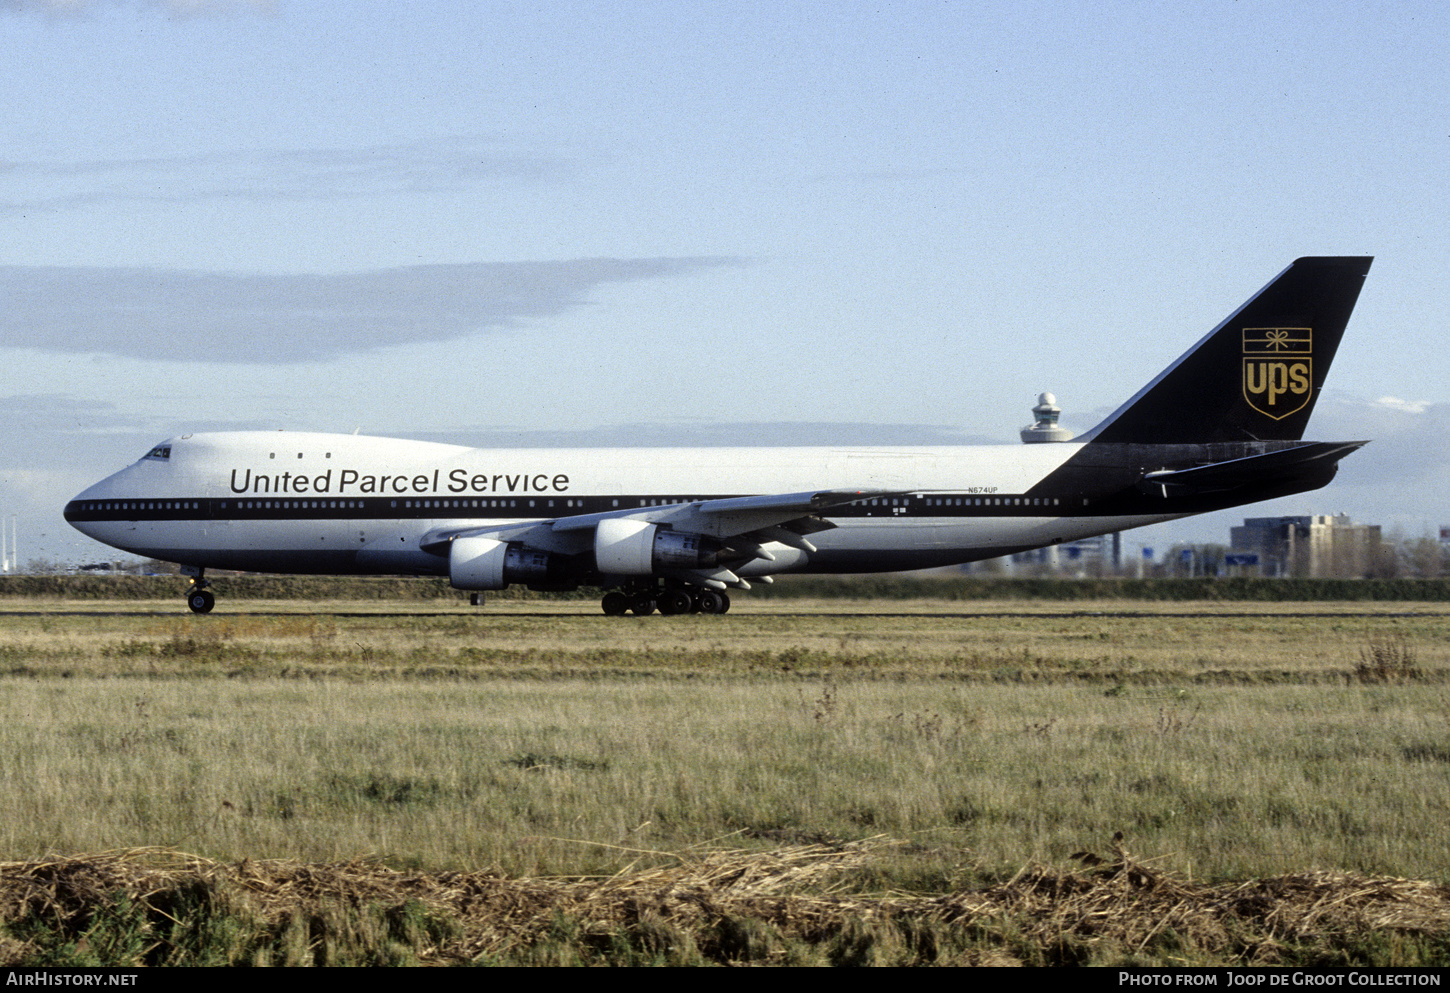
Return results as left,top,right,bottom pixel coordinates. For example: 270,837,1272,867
2,0,1447,567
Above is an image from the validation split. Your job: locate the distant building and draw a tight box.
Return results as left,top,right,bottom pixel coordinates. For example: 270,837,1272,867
1229,515,1381,578
1010,531,1121,575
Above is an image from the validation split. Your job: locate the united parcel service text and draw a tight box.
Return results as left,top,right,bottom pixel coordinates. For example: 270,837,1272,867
229,469,571,496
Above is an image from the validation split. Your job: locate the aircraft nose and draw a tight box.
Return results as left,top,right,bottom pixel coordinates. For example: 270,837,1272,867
64,493,92,534
64,481,109,537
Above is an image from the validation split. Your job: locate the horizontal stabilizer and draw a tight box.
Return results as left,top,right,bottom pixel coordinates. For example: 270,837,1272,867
1138,441,1367,497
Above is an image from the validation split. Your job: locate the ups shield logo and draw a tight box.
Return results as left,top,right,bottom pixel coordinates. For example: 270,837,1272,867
1243,328,1312,419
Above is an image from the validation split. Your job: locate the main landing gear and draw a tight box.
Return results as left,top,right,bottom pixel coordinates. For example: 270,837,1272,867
599,581,731,617
184,570,215,614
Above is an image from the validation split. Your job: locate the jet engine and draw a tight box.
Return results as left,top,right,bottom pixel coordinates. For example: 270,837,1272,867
593,519,732,576
449,535,565,590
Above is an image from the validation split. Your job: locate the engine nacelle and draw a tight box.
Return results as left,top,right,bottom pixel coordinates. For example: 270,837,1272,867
593,519,727,576
449,535,558,590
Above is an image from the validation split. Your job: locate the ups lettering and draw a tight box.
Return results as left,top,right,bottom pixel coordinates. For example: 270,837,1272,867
1245,361,1309,406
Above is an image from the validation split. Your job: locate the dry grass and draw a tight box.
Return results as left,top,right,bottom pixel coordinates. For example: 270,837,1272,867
3,840,1447,966
3,601,1450,964
1355,636,1422,684
5,600,1450,682
1,674,1448,892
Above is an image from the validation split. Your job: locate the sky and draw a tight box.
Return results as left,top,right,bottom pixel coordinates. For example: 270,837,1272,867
2,0,1448,568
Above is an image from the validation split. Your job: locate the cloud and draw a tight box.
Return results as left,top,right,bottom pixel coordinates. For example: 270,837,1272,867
0,137,567,213
0,257,746,363
1371,396,1431,416
0,394,120,436
412,421,998,450
1,0,270,17
1305,395,1450,527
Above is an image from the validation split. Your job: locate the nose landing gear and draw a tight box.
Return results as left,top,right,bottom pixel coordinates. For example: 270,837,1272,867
184,569,215,614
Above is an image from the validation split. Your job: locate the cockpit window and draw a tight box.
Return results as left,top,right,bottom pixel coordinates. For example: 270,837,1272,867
144,444,172,460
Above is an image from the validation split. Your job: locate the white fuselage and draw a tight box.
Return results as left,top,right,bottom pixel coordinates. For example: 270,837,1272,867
66,431,1184,576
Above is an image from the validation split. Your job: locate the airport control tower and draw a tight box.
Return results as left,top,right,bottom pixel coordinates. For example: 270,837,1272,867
1020,392,1074,443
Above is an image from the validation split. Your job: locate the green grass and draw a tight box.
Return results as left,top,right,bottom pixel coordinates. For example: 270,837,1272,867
1,674,1447,883
0,600,1446,957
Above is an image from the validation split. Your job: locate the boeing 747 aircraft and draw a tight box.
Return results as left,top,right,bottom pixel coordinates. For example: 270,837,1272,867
66,256,1372,616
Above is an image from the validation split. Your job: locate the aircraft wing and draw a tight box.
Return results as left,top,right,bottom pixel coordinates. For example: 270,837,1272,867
420,488,904,558
551,488,892,539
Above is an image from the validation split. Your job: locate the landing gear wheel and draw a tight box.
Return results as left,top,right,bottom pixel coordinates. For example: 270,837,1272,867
659,588,695,616
188,590,215,614
695,589,726,614
629,598,656,616
601,591,629,616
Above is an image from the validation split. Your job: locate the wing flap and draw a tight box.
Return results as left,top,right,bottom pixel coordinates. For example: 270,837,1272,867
548,488,899,539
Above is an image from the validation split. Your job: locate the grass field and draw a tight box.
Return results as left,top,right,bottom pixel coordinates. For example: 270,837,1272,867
1,597,1447,965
